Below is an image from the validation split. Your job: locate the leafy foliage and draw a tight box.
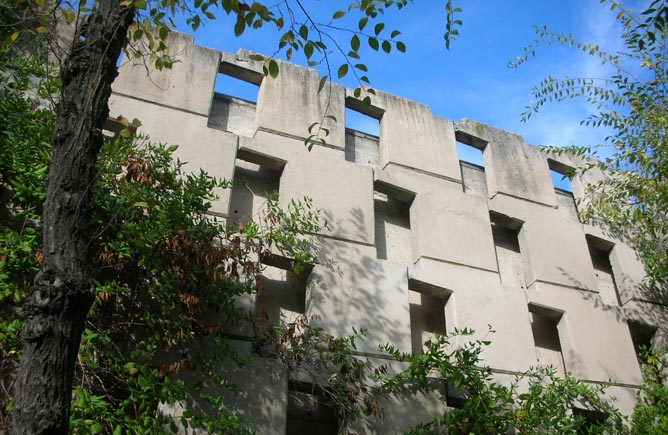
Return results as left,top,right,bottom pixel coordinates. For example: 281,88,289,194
511,0,668,290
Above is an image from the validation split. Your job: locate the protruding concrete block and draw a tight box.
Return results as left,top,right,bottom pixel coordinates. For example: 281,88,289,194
306,238,411,354
412,189,498,272
347,90,461,181
411,259,536,373
457,119,556,206
108,94,237,216
489,195,597,291
527,282,642,385
114,32,220,116
256,60,346,149
280,157,374,245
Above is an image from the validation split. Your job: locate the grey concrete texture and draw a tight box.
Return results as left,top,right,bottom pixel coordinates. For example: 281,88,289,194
109,30,667,432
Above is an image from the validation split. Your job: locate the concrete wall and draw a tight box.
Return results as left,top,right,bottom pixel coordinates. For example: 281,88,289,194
110,31,667,434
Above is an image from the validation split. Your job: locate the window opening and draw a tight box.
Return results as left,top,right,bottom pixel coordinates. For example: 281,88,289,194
529,305,566,377
408,280,449,355
228,152,283,229
547,159,575,193
490,212,525,289
585,235,620,306
373,182,413,265
345,97,383,166
286,382,338,435
455,130,486,167
628,321,656,362
255,265,308,327
572,408,607,435
209,61,262,135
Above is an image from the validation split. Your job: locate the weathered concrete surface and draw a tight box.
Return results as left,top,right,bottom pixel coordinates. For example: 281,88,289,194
109,32,667,429
114,32,220,116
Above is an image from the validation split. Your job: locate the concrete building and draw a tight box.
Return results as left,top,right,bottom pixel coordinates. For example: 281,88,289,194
109,32,667,434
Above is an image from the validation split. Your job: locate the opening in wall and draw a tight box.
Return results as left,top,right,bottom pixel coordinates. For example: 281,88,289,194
490,212,526,289
255,263,309,327
628,321,656,362
572,408,607,435
547,159,574,193
529,304,566,377
373,181,414,265
585,235,620,306
408,279,450,355
345,97,383,167
456,130,488,196
228,151,284,229
209,61,263,136
286,382,338,435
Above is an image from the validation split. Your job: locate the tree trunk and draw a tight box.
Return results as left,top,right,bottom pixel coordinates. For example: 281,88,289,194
11,3,134,434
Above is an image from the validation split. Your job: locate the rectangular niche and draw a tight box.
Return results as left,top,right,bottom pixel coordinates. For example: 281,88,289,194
628,321,657,362
208,61,263,136
548,159,579,221
286,382,338,435
456,130,488,197
490,212,526,289
373,181,414,265
254,264,309,327
529,304,566,377
408,279,451,356
344,96,384,167
585,235,620,306
227,150,284,229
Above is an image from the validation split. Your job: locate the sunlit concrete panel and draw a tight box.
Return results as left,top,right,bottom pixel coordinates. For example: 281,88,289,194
306,238,411,354
345,380,447,434
351,90,461,181
457,119,556,206
256,60,346,149
527,282,642,385
114,32,220,116
409,259,534,372
412,190,497,272
108,94,237,216
489,195,597,290
279,157,374,245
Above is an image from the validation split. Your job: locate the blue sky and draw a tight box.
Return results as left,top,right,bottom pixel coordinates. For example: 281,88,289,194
176,0,639,155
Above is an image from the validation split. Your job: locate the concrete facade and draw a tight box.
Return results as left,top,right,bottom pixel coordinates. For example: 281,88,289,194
110,32,667,434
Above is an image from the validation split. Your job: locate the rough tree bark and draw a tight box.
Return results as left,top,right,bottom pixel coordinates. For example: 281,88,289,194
11,2,135,434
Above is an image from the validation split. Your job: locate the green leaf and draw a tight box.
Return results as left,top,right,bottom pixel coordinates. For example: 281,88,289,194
234,19,245,37
304,42,314,59
268,59,279,78
351,34,360,52
368,37,379,51
159,25,169,41
359,17,368,31
391,30,401,38
382,40,391,53
318,75,328,92
338,64,349,79
299,24,308,40
333,10,346,19
396,41,406,53
91,423,104,434
374,23,385,36
249,54,265,61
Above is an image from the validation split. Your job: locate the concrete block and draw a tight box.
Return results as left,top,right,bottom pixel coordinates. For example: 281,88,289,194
306,238,411,354
410,259,535,372
457,119,556,206
108,94,237,216
279,157,375,245
347,89,461,181
412,189,498,272
489,195,597,291
527,282,642,385
256,60,346,148
114,32,220,116
344,380,447,434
